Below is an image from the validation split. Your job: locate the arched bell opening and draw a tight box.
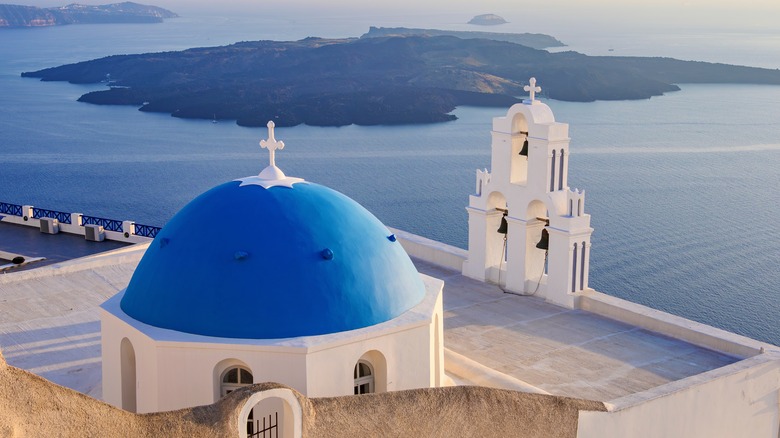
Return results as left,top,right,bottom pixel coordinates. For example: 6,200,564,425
510,113,530,184
485,191,509,285
525,200,549,289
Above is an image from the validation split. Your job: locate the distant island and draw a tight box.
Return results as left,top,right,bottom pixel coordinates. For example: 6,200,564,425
21,33,780,127
0,2,177,28
361,26,563,50
468,14,508,26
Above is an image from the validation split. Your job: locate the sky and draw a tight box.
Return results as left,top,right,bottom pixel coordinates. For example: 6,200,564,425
21,0,780,26
19,0,780,30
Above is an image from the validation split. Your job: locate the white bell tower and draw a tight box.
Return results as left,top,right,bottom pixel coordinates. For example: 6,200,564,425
462,78,593,308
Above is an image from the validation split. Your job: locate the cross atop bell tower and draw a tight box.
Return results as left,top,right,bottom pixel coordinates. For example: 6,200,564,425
524,77,542,104
462,78,593,308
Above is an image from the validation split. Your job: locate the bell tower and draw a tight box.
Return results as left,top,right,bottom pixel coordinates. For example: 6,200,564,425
462,78,593,308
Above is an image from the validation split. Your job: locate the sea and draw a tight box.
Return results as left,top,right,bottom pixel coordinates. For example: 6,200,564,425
1,11,779,346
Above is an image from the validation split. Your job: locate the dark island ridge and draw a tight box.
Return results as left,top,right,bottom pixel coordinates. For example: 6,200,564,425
360,26,563,49
21,31,780,128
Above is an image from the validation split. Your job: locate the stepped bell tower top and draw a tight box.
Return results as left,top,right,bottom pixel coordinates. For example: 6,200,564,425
237,121,305,189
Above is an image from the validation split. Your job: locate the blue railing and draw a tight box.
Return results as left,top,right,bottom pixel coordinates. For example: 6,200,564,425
134,223,161,238
2,201,164,239
0,202,23,217
81,215,123,232
32,208,72,224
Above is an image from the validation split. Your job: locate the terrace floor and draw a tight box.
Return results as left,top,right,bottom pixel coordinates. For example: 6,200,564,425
413,258,740,402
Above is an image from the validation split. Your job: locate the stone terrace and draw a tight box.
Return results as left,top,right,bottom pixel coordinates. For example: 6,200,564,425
413,258,740,402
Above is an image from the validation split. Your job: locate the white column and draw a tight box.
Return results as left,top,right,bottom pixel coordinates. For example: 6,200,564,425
544,227,576,309
490,131,512,184
560,146,570,191
122,220,135,238
463,207,489,281
504,216,528,293
22,205,33,221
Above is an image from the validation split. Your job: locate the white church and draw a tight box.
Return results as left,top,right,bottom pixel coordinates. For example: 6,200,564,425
100,119,445,414
1,78,779,437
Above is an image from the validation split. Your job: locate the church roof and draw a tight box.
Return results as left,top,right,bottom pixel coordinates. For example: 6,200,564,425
120,122,425,339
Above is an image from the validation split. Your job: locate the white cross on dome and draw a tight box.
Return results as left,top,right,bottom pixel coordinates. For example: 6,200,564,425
260,120,284,167
235,120,306,189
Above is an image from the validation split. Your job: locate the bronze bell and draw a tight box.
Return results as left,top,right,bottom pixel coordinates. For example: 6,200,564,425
497,214,508,234
519,138,528,156
535,229,549,250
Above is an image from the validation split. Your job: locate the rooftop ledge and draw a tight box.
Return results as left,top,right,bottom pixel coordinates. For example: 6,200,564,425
393,228,777,403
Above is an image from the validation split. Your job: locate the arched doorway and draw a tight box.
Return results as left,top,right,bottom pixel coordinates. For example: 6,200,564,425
239,388,302,438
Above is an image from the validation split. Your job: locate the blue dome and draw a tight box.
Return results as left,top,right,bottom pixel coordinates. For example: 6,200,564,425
120,180,425,339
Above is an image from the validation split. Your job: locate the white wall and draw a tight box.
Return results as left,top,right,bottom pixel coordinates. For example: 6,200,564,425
101,276,444,413
305,316,439,397
101,309,160,413
577,353,780,438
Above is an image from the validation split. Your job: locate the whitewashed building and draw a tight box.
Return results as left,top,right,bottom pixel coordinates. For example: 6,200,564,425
101,122,444,414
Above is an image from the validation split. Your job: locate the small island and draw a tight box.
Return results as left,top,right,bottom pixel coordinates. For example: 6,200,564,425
468,14,508,26
0,2,177,28
21,33,780,127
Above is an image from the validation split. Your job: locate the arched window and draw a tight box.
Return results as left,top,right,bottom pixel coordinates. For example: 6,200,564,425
572,243,578,292
581,240,587,290
222,366,255,435
221,366,254,397
354,360,374,394
550,150,557,192
559,149,565,190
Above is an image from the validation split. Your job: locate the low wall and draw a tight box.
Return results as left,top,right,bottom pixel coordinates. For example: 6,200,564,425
388,227,466,272
577,351,780,438
577,291,767,358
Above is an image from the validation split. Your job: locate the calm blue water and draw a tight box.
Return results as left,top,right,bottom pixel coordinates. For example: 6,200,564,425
1,15,779,346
